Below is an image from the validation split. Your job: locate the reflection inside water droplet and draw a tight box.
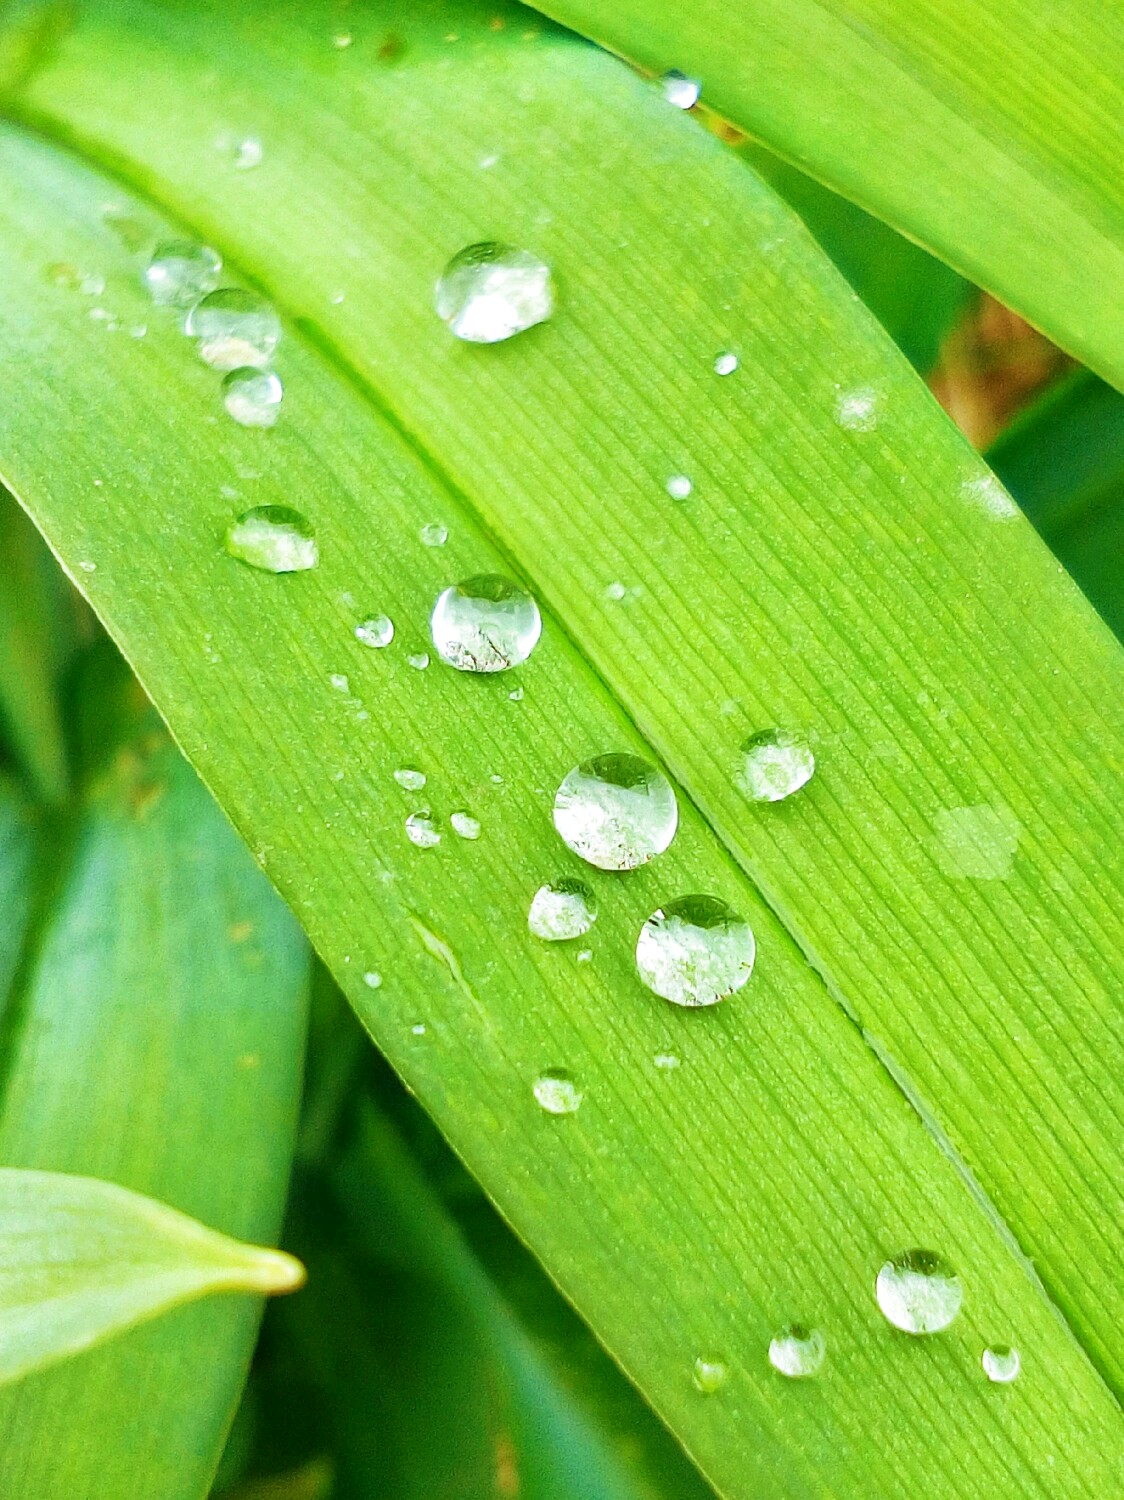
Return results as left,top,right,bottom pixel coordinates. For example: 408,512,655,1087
533,1069,583,1115
739,729,815,803
553,753,677,871
186,288,282,370
143,240,222,308
225,505,318,573
636,895,755,1007
768,1325,826,1378
222,366,283,427
405,810,440,847
436,242,553,343
528,879,597,942
692,1356,727,1394
420,522,448,546
876,1250,962,1335
431,574,542,673
355,615,394,648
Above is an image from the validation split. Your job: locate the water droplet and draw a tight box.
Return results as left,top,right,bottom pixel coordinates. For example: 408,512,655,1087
875,1251,963,1334
636,895,755,1007
222,366,283,427
431,574,542,673
420,522,448,546
553,753,677,871
768,1325,826,1378
80,273,106,296
532,1069,583,1115
405,810,441,847
508,686,524,702
963,473,1018,520
225,505,318,573
662,70,701,109
186,288,281,370
231,137,264,170
982,1345,1020,1383
714,351,738,376
407,652,430,671
528,879,597,941
739,729,815,803
436,242,553,343
692,1357,727,1394
451,811,481,840
355,615,394,648
666,474,692,500
363,970,382,989
605,581,627,601
834,385,880,431
332,31,353,48
411,1022,427,1035
143,240,222,308
576,948,593,963
77,559,97,573
929,804,1020,880
329,672,350,693
394,768,427,790
653,1052,680,1070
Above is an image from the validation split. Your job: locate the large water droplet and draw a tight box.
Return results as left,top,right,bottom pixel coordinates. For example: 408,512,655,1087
553,753,677,871
436,242,553,343
876,1251,963,1334
355,615,394,648
431,575,542,672
451,811,481,840
394,768,427,790
143,240,222,309
692,1357,727,1394
222,367,283,428
739,729,815,802
533,1069,583,1115
528,879,597,941
662,70,701,109
186,288,282,370
635,895,755,1007
405,810,441,848
982,1345,1020,1384
768,1325,826,1379
225,505,318,573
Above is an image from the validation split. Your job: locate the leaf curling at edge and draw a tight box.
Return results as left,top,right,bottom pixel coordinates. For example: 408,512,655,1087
0,1168,304,1387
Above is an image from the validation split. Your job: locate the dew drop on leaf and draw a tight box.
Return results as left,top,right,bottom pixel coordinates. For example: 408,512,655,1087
666,474,692,500
222,367,283,427
431,574,542,673
553,753,677,871
186,288,282,370
714,351,738,376
532,1069,583,1115
635,895,755,1007
768,1324,826,1378
420,522,448,546
834,386,880,431
661,70,701,109
143,240,222,308
653,1052,680,1070
230,136,264,170
407,652,430,671
362,971,382,990
393,769,426,790
451,811,481,840
875,1250,963,1334
224,505,318,573
739,728,815,802
355,615,394,648
527,879,597,941
982,1344,1020,1383
692,1357,727,1394
436,242,553,343
405,810,441,848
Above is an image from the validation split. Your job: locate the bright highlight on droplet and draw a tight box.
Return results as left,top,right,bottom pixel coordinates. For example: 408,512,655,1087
431,575,542,673
714,351,738,376
451,811,481,840
692,1357,727,1394
662,70,701,109
405,811,440,848
436,242,553,343
553,753,677,871
533,1069,583,1115
528,880,597,942
982,1345,1020,1384
222,367,283,427
362,971,382,990
186,288,282,370
768,1325,826,1379
143,240,222,308
355,615,394,648
635,895,755,1007
740,729,815,802
224,506,318,573
875,1250,963,1335
666,474,692,500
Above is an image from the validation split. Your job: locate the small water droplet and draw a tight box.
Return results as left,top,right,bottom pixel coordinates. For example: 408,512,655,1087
394,768,427,790
411,1021,427,1035
653,1052,680,1070
436,242,553,343
451,811,481,840
77,559,97,573
662,70,701,109
479,152,500,169
420,521,448,546
714,351,738,376
222,366,283,427
225,505,318,573
80,273,106,296
143,240,222,308
929,804,1020,880
407,652,431,671
230,136,264,170
636,895,755,1007
692,1357,727,1394
982,1345,1020,1383
834,386,880,431
962,473,1018,520
329,672,350,693
666,474,692,500
332,30,353,48
605,581,627,601
355,615,394,648
875,1250,963,1334
508,686,524,701
739,728,815,802
528,879,597,941
532,1069,583,1115
576,947,593,963
186,288,281,370
768,1325,826,1378
554,753,677,870
431,574,542,672
405,810,441,847
363,970,382,989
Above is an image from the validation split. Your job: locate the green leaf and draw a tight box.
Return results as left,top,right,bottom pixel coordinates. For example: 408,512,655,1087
516,0,1124,390
0,5,1121,1495
0,651,310,1500
0,1168,303,1385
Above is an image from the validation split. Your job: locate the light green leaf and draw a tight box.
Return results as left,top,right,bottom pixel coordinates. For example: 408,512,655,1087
0,5,1120,1496
0,1168,303,1386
